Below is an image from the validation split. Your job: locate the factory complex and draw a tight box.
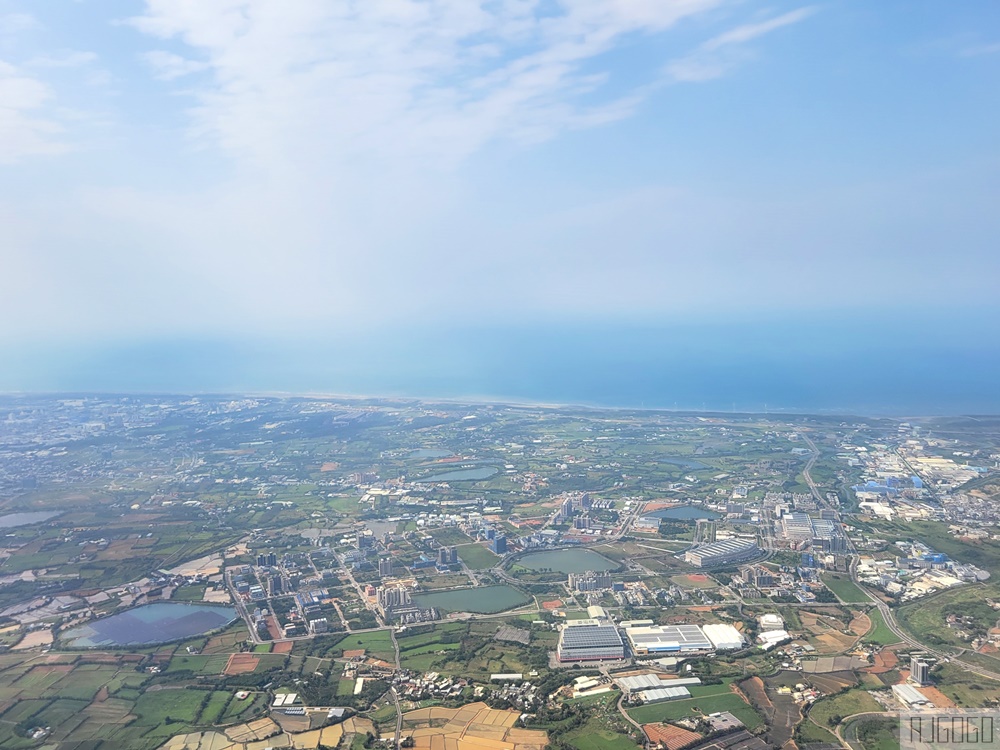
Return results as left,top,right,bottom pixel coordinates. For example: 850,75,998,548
557,614,744,662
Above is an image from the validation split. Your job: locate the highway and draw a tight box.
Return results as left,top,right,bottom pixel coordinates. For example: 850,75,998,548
389,627,403,749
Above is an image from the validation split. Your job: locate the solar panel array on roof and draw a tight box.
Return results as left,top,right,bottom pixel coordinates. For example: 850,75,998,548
557,622,626,662
625,624,712,652
560,624,624,648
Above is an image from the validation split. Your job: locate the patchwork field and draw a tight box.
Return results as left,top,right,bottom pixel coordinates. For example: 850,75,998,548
402,701,548,750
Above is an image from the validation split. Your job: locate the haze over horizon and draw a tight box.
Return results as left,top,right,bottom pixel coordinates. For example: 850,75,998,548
2,1,999,407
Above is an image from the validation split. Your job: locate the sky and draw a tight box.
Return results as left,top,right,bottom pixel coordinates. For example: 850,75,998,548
1,1,999,403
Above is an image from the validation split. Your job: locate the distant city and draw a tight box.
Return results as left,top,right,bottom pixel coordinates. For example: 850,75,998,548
0,394,999,748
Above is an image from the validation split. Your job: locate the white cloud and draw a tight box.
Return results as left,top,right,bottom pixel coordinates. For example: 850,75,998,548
960,41,1000,57
702,7,817,50
126,0,725,169
0,59,69,163
0,11,38,35
665,6,817,83
142,50,208,80
26,51,99,68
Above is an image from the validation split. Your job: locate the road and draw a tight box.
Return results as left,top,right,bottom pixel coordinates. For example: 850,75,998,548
389,627,403,749
802,431,1000,683
835,711,896,750
800,433,827,508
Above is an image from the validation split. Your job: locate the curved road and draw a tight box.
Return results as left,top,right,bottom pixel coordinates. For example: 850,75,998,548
803,431,1000,682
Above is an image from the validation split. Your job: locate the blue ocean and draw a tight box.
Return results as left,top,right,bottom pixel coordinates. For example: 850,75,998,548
6,313,1000,415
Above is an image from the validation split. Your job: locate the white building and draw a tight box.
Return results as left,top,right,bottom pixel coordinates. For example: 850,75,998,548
759,614,784,631
702,623,744,651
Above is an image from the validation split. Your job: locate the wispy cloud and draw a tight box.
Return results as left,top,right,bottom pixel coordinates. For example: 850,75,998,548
960,41,1000,57
26,50,99,69
0,59,69,163
666,6,818,82
142,50,208,80
0,11,37,35
126,0,725,169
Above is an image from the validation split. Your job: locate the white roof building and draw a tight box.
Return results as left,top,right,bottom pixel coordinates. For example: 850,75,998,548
759,614,784,631
892,684,931,707
641,686,691,703
702,623,744,651
757,630,791,651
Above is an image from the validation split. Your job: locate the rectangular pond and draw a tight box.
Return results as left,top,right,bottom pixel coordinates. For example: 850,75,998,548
412,585,529,614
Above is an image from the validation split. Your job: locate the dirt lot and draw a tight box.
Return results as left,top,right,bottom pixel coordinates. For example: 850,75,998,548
223,654,260,675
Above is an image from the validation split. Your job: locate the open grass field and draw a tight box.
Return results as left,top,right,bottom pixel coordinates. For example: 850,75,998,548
172,584,208,602
848,716,899,750
821,574,871,603
863,608,900,646
797,719,838,743
456,543,501,570
934,662,1000,706
335,629,396,661
565,724,638,750
807,689,882,730
897,583,1000,651
429,528,472,546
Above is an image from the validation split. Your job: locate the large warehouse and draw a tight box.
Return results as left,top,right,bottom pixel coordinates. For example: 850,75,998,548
557,620,626,662
684,539,760,568
624,624,712,654
702,624,744,651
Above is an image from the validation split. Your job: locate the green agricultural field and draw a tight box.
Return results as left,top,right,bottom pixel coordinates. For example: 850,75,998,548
627,693,761,729
220,691,267,723
120,688,209,745
335,629,396,661
198,691,232,725
166,654,230,675
338,679,357,696
456,543,500,570
821,574,871,603
862,608,900,645
565,726,638,750
172,584,208,602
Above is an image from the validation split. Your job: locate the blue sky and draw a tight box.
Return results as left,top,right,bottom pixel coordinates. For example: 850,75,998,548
1,0,998,352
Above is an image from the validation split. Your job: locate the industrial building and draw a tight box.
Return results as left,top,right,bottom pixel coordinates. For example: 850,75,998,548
624,624,712,654
759,614,784,631
616,674,702,697
684,539,760,568
701,623,744,651
892,684,931,707
757,630,791,650
556,620,626,662
640,686,692,704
